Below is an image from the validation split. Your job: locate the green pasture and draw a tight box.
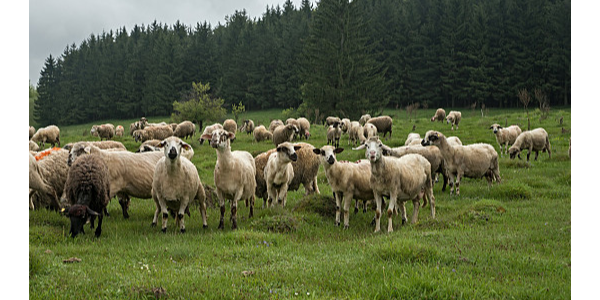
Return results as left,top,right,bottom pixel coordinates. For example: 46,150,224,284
29,107,571,299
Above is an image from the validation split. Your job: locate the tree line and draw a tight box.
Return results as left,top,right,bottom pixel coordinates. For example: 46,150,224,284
34,0,570,126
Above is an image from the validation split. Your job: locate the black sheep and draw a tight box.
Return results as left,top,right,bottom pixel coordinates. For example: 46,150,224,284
64,151,111,238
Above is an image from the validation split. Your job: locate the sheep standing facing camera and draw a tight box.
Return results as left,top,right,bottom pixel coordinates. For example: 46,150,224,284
264,142,301,208
151,137,207,233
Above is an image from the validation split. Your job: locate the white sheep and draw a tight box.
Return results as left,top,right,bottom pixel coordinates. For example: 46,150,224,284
91,124,115,140
264,142,301,208
326,122,341,148
29,153,59,210
422,130,501,195
489,124,522,156
285,118,300,139
67,142,164,219
31,125,60,148
199,123,224,145
269,119,284,133
273,124,299,147
202,129,256,230
29,148,69,210
29,126,35,139
353,137,435,233
135,140,195,161
173,121,196,140
115,125,124,137
340,118,352,134
358,114,371,126
325,116,342,127
348,121,366,146
363,123,377,139
63,140,127,152
29,140,40,152
151,137,207,233
313,145,373,228
431,108,446,122
446,111,462,130
508,128,551,161
404,133,421,146
223,119,238,135
446,136,463,147
296,117,311,140
253,125,273,143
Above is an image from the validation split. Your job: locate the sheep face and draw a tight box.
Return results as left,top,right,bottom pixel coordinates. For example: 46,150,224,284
277,142,301,163
353,137,390,163
158,137,191,161
421,130,444,147
67,144,92,167
490,124,502,134
312,146,343,165
202,129,234,149
66,204,100,237
508,146,521,160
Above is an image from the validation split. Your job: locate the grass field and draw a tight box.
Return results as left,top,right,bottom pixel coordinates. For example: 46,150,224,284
29,107,571,299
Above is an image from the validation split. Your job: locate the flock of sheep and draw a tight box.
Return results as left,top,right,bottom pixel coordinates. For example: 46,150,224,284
29,108,560,237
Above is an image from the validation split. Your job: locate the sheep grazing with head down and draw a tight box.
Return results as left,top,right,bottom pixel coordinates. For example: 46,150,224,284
359,114,371,126
63,140,127,152
313,145,373,228
90,124,115,141
29,147,69,210
422,130,501,195
31,125,60,148
431,108,446,122
29,140,40,152
133,125,174,143
199,123,224,145
253,125,273,143
264,142,301,208
508,128,551,161
325,116,342,127
296,117,311,140
348,121,366,146
273,124,299,147
151,137,207,233
354,137,435,233
269,119,284,133
202,129,256,230
489,124,522,156
446,111,462,130
366,116,393,140
63,151,110,238
173,121,196,140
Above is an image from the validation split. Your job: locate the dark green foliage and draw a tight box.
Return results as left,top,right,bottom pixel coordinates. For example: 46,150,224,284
32,0,570,126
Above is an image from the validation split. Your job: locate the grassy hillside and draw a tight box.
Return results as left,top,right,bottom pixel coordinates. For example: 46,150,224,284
29,107,571,299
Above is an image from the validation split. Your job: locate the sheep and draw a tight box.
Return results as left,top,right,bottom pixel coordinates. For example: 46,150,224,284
133,125,174,143
129,122,140,136
285,118,300,138
199,123,224,145
63,152,110,238
29,140,40,152
387,144,449,192
296,117,311,140
264,142,301,208
353,137,435,233
348,121,366,146
31,125,60,148
173,120,196,140
508,128,551,161
170,123,178,132
90,124,115,140
325,116,342,127
327,122,342,148
273,124,299,147
67,142,164,219
253,125,273,143
269,119,284,133
151,137,207,233
223,119,238,135
404,133,421,146
241,119,255,135
202,129,256,230
115,125,124,137
366,116,393,140
135,139,195,161
29,147,69,210
489,124,522,156
29,126,35,139
254,142,320,206
363,123,378,139
313,145,373,228
422,130,501,195
431,108,446,122
340,118,352,134
446,111,462,130
63,140,127,152
447,136,463,147
359,114,371,126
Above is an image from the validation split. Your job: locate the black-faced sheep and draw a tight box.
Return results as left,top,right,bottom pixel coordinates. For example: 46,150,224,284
202,129,256,230
173,121,196,140
63,152,110,238
253,125,273,143
199,123,224,145
273,124,299,147
446,111,462,130
489,124,522,156
508,128,551,161
151,137,207,233
431,108,446,122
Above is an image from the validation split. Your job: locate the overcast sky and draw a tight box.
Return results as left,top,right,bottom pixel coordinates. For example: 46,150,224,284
29,0,315,86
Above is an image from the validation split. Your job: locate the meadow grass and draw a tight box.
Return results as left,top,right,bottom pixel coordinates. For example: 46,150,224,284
29,107,571,299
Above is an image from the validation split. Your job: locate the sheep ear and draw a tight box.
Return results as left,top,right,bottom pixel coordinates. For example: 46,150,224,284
352,144,366,151
201,134,212,141
84,146,91,154
157,140,167,148
334,148,344,154
227,132,236,140
312,148,321,155
293,145,302,151
381,144,392,153
489,126,493,129
180,141,191,150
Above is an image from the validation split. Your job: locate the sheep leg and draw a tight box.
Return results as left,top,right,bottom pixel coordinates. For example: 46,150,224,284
427,188,436,219
177,204,187,233
279,183,289,207
343,192,353,229
398,201,407,225
455,173,462,196
248,195,255,218
387,194,398,233
160,205,169,233
217,190,226,230
534,150,539,161
313,177,320,194
334,192,342,226
373,193,383,233
117,192,130,219
527,149,532,161
411,198,420,224
151,191,160,227
94,214,103,237
354,199,359,214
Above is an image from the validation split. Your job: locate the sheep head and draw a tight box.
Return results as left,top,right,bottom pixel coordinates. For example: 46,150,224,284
313,145,343,165
353,137,390,163
202,129,234,149
276,142,301,162
157,137,191,160
67,143,92,166
508,145,522,160
65,204,100,238
490,124,502,134
421,130,444,147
